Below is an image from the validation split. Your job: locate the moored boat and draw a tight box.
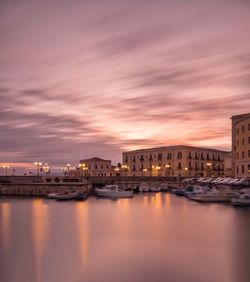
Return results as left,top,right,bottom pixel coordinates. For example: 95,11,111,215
231,194,250,206
95,185,133,198
139,183,150,192
55,191,81,201
189,188,236,202
47,192,65,199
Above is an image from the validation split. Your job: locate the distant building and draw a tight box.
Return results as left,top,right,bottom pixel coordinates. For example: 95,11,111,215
231,113,250,178
79,157,113,176
123,145,230,177
69,157,114,178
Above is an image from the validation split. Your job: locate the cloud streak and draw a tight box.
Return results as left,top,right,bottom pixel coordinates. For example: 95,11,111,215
0,0,250,171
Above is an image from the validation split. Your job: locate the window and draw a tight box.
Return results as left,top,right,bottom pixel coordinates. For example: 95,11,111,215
236,166,239,174
167,153,172,159
248,137,250,144
248,123,250,131
242,125,245,133
101,165,103,169
95,165,98,169
242,138,245,146
125,156,128,162
237,140,239,147
242,165,245,174
237,152,239,159
248,150,250,158
236,127,239,134
242,151,245,159
158,154,162,160
177,152,182,159
248,164,250,173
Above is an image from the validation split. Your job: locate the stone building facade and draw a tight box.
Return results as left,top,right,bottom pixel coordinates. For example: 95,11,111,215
72,157,113,177
231,113,250,178
122,145,230,177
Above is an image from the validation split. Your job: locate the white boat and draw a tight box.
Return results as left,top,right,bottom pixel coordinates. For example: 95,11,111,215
159,183,169,192
149,187,160,192
139,183,150,192
47,192,65,199
185,185,210,198
231,194,250,206
55,191,81,200
189,188,236,202
95,185,133,198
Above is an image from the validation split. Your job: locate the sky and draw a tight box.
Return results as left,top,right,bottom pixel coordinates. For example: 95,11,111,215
0,0,250,173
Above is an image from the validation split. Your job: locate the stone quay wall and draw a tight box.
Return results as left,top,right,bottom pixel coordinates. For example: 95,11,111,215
0,182,91,196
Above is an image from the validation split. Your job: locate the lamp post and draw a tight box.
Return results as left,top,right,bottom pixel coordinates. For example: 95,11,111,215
3,165,10,176
43,163,50,176
184,167,188,177
66,164,71,176
79,163,88,179
34,162,42,176
121,164,129,176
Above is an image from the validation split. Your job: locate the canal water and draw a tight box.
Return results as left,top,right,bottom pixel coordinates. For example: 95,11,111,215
0,194,249,282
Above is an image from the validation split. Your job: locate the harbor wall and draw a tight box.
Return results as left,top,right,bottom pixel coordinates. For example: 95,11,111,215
0,182,91,196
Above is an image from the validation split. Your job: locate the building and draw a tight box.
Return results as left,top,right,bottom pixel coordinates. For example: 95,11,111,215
122,145,230,177
224,152,232,177
231,113,250,178
70,157,114,178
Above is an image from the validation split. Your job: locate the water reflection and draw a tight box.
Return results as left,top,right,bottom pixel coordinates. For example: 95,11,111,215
0,202,11,250
0,195,249,282
32,199,49,282
75,201,90,265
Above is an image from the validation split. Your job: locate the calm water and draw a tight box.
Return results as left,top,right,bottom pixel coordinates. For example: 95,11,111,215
0,194,249,282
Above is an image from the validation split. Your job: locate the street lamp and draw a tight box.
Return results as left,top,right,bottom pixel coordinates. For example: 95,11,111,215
66,164,71,176
3,165,10,176
43,163,50,176
184,167,188,177
34,162,42,176
79,163,88,178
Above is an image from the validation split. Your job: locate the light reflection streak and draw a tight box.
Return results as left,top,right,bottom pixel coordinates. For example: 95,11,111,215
32,199,49,282
75,201,90,265
0,203,11,250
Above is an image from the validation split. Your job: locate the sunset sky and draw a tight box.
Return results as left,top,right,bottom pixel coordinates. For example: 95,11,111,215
1,0,250,172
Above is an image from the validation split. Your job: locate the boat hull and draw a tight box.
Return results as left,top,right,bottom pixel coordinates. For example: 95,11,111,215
231,199,250,206
96,190,133,198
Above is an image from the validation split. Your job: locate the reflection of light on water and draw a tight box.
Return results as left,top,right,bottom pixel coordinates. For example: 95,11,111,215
1,203,11,249
76,201,90,265
32,199,49,282
165,193,171,207
117,199,130,236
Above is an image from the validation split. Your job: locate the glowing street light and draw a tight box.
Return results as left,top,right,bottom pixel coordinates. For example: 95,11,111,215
43,163,50,176
66,164,71,176
79,163,88,177
34,162,42,176
3,164,10,176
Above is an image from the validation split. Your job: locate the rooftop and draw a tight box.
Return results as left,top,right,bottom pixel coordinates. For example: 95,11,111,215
123,145,230,154
80,157,111,163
